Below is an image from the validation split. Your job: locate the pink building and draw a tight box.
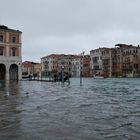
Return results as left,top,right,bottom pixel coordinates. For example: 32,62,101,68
0,25,22,80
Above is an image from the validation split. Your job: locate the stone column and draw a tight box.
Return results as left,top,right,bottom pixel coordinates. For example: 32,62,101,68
19,45,22,57
6,32,9,42
6,65,9,80
19,34,22,44
6,45,9,57
18,64,22,80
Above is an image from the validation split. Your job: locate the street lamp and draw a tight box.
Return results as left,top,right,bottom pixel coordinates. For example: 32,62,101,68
91,65,94,77
80,51,85,86
41,64,42,81
62,66,64,84
61,59,65,84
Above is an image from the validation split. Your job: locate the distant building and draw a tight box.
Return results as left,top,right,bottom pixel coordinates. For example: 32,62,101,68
22,61,41,78
71,55,81,77
102,48,112,77
82,55,90,77
33,62,42,76
22,61,34,78
119,44,140,77
0,25,22,80
41,54,65,77
41,53,90,77
102,44,140,77
110,44,129,77
90,48,106,77
58,55,74,76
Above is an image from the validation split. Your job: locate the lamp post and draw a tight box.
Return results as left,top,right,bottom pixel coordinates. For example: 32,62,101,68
80,51,85,86
61,59,65,84
92,65,94,77
41,65,42,81
62,66,64,84
41,59,43,81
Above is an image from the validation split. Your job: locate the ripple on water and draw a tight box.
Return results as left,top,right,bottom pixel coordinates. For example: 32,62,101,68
0,78,140,140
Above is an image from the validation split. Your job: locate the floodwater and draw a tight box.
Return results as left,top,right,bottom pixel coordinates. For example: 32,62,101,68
0,78,140,140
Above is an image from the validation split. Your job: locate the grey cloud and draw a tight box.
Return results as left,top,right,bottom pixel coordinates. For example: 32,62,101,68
1,0,140,62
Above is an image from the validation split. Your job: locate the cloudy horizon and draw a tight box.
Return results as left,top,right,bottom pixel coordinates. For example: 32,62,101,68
1,0,140,62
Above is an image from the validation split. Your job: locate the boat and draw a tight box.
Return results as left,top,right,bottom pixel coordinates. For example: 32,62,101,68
93,75,106,79
93,76,105,79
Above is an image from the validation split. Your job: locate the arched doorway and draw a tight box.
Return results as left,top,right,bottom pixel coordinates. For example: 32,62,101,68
0,64,6,80
9,64,18,80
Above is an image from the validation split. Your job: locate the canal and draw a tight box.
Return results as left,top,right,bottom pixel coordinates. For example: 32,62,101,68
0,78,140,140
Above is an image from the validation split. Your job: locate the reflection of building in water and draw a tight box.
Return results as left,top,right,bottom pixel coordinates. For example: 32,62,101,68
0,25,22,80
0,81,21,136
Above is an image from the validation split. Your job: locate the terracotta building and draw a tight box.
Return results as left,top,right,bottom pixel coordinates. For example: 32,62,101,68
121,45,140,77
102,48,111,77
22,61,41,78
0,25,22,80
99,44,140,78
82,55,90,77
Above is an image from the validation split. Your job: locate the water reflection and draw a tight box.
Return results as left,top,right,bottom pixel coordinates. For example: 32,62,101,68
0,81,22,139
0,78,140,140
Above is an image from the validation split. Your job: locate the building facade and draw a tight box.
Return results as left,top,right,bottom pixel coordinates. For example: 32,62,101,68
90,48,106,77
58,55,74,76
82,55,90,77
0,25,22,80
41,53,90,78
121,45,140,77
102,48,112,77
91,44,140,78
22,61,41,78
41,54,65,77
71,55,81,77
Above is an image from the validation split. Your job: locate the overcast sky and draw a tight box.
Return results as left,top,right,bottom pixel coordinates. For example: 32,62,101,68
1,0,140,62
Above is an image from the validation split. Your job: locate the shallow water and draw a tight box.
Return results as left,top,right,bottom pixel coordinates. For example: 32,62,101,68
0,78,140,140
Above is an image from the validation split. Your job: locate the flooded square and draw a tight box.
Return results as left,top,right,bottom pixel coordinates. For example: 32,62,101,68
0,78,140,140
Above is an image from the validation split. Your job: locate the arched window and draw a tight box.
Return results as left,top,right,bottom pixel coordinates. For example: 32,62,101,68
12,47,16,56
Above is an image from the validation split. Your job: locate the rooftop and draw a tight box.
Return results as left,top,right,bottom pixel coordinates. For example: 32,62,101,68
0,25,22,33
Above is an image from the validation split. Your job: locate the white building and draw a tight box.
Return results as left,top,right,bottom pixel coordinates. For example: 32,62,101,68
41,54,64,76
71,55,81,77
90,48,106,76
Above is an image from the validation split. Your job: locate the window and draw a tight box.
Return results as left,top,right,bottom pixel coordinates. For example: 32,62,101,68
0,47,4,55
12,36,16,43
0,35,4,42
12,47,16,56
136,55,138,60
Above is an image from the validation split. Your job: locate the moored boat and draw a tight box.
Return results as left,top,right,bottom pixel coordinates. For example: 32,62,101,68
93,76,105,79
